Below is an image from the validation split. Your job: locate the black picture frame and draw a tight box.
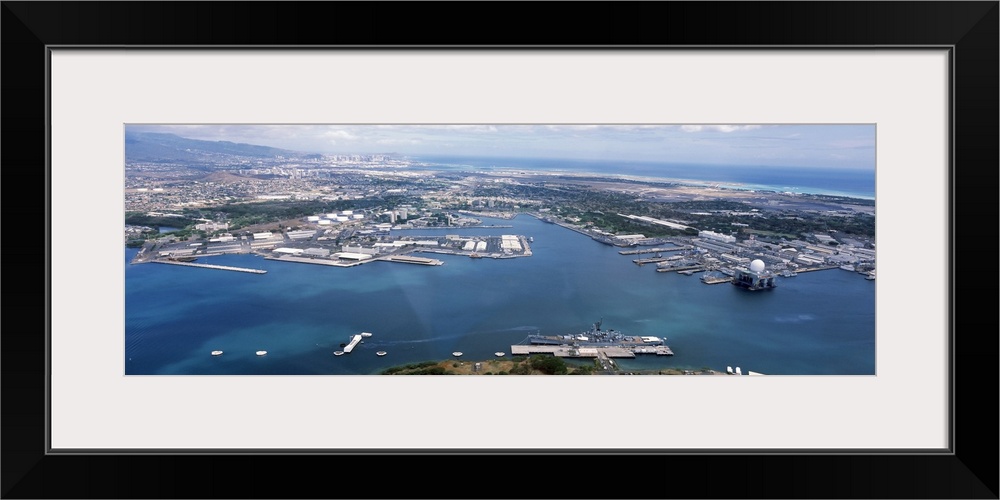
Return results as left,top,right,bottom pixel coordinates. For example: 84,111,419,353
3,2,997,498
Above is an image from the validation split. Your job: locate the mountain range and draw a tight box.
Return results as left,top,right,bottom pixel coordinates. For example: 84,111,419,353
125,131,314,162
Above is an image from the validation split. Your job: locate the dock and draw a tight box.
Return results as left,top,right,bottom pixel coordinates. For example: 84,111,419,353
265,255,367,267
510,344,673,358
618,246,689,256
151,260,266,274
656,265,704,273
381,255,444,266
511,345,635,358
633,257,671,265
701,275,733,284
792,265,839,273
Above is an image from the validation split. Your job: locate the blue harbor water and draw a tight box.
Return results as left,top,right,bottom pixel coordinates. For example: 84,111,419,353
410,155,876,200
125,215,875,375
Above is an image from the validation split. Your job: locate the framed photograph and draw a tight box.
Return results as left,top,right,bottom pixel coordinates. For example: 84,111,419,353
5,2,996,498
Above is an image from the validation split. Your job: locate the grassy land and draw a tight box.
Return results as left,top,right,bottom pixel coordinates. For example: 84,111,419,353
380,356,596,375
379,357,719,375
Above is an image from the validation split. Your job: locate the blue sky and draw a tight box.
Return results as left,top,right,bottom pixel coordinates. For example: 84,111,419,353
129,124,875,170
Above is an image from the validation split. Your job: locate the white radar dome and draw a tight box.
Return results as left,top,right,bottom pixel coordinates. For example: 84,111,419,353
749,259,766,273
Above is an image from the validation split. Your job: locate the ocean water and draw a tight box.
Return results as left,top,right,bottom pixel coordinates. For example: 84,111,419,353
125,215,875,375
410,155,876,200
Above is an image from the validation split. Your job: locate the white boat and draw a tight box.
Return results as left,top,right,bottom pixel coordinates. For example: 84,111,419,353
494,352,505,357
452,351,463,357
376,351,387,357
839,264,856,272
333,351,345,356
361,332,373,338
256,350,267,356
211,350,223,356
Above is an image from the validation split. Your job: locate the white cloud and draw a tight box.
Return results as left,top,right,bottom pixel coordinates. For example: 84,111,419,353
323,130,357,140
543,125,602,132
681,125,762,133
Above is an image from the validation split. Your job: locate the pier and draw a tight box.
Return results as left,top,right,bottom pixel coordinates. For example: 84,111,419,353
380,255,444,266
633,257,671,265
264,255,368,267
656,265,705,273
510,345,638,358
792,265,839,273
151,260,266,274
510,344,673,358
619,246,689,255
701,275,733,284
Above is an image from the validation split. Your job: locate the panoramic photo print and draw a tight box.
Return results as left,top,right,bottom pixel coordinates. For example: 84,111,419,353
124,124,876,375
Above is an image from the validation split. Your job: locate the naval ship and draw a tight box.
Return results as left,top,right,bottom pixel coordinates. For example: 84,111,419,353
524,319,665,347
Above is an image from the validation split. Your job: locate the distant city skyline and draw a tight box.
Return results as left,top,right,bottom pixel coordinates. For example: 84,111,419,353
127,124,875,170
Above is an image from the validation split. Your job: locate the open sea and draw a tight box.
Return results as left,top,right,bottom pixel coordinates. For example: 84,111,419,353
125,215,876,375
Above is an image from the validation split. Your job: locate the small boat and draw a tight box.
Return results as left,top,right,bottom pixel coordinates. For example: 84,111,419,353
376,351,387,357
361,332,373,338
452,351,463,357
256,350,267,356
494,351,505,357
211,350,224,356
333,351,345,356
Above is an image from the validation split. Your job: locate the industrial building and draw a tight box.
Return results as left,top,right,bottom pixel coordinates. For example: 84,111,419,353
693,239,735,253
699,230,737,243
341,245,378,255
303,248,330,257
795,254,826,266
286,230,316,240
500,235,522,251
333,252,372,261
195,221,229,232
